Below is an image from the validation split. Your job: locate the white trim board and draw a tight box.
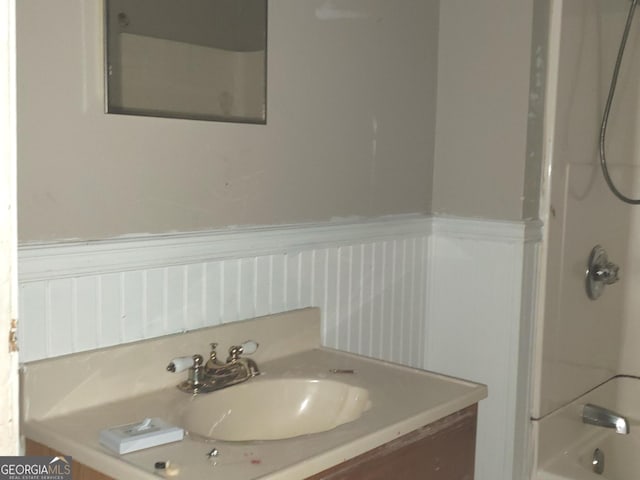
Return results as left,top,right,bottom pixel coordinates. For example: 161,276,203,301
18,215,537,283
433,216,542,243
19,215,433,282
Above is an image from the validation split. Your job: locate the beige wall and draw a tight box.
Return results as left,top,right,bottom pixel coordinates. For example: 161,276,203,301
18,0,547,242
433,0,536,221
17,0,438,242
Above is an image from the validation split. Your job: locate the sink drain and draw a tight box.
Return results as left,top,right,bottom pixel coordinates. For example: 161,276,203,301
592,448,605,475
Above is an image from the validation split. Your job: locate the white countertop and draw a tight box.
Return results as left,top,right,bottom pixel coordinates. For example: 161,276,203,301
22,308,487,480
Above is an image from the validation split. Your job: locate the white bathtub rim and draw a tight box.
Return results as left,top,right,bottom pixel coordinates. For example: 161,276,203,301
538,429,610,479
534,375,640,479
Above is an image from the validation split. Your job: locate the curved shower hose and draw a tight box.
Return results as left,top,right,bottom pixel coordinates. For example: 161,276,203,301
600,0,640,204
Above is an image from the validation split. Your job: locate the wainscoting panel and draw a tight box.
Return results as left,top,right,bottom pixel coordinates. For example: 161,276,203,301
19,216,432,365
18,215,541,480
426,217,541,480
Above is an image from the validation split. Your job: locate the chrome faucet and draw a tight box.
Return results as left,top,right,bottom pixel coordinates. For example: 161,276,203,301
167,341,260,394
582,403,630,434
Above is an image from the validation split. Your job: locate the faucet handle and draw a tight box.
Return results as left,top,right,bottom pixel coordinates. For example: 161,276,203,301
166,355,195,373
240,340,259,355
226,340,259,363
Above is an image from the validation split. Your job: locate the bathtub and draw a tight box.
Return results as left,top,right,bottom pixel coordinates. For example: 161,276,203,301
535,377,640,480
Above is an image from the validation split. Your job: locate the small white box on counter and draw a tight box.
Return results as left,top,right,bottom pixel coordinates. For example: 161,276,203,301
99,418,184,455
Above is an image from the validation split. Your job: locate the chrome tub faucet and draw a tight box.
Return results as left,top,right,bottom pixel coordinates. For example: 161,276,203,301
582,403,630,435
167,340,260,394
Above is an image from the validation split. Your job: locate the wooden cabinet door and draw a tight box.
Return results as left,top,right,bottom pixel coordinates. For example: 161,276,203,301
306,405,477,480
26,440,114,480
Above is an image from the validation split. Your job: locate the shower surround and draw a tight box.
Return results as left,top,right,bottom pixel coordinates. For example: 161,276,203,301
533,0,640,476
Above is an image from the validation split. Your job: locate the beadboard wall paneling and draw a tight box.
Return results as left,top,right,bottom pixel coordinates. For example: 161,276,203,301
18,216,432,365
425,218,541,480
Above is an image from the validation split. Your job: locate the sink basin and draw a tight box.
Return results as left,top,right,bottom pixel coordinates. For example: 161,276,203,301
177,378,371,441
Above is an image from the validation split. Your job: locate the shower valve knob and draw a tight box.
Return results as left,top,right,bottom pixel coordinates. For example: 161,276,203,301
592,262,619,284
586,245,620,300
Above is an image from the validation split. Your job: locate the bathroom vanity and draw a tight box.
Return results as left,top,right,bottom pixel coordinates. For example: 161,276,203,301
22,308,486,480
27,405,477,480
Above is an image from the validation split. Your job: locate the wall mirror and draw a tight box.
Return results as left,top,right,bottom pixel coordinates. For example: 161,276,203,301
105,0,267,123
